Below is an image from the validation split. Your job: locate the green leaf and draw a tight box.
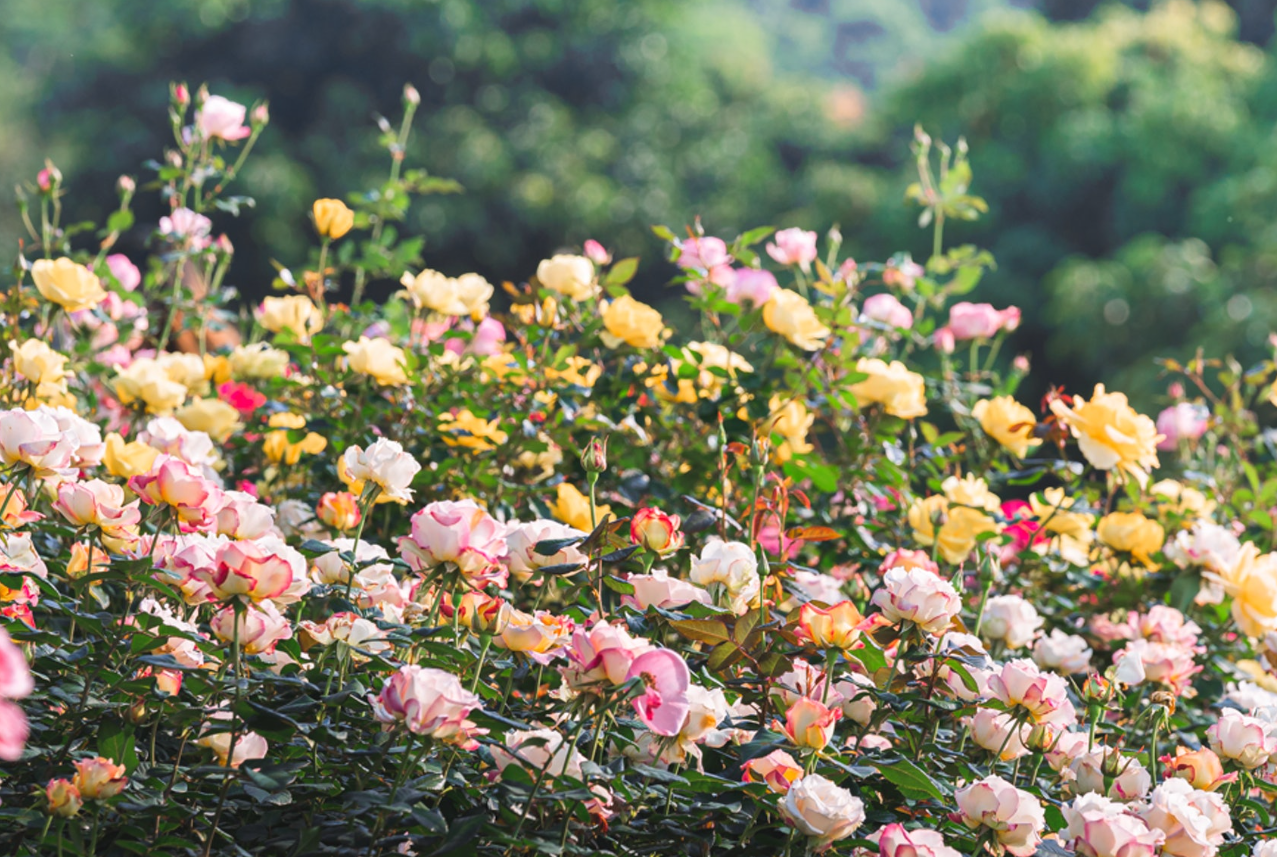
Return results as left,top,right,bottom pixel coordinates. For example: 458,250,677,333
669,619,731,645
98,720,140,773
871,757,947,801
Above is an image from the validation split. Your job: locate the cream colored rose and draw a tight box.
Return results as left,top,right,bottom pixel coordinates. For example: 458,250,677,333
600,295,665,349
113,360,189,414
174,397,242,442
399,269,493,317
260,295,323,342
9,340,68,387
908,495,1000,564
229,344,289,380
32,257,107,311
342,336,409,386
765,395,814,463
850,358,927,419
972,396,1040,458
536,254,597,300
762,289,829,351
1051,385,1161,487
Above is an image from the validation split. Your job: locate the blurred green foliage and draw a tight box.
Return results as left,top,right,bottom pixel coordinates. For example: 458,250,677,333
4,0,1277,407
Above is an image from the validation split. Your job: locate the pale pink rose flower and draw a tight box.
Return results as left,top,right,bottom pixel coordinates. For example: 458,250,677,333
215,490,276,540
780,773,865,852
1045,730,1092,772
626,648,691,736
1114,650,1147,687
209,600,292,654
158,208,213,248
197,95,252,141
45,406,106,467
623,568,710,610
1067,747,1152,801
0,407,80,477
1207,709,1277,769
299,612,390,657
677,236,731,271
766,228,819,272
197,714,269,767
726,268,779,305
980,594,1043,650
1156,403,1209,451
1063,793,1163,857
398,500,507,586
948,302,1020,340
952,775,1045,856
986,659,1077,727
106,254,141,291
1032,629,1094,674
194,536,304,603
128,454,227,533
370,665,484,747
833,673,877,726
934,326,956,354
342,438,421,503
0,699,30,761
0,628,33,699
52,479,141,542
1137,778,1231,857
871,567,962,635
874,824,962,857
1130,605,1203,648
1115,639,1200,694
779,697,841,750
970,708,1032,761
772,658,835,708
561,621,653,688
583,239,610,265
861,293,914,329
490,728,585,780
502,519,586,580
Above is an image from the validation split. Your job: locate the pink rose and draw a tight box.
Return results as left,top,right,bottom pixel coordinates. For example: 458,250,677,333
398,500,508,586
1137,778,1230,857
0,699,30,761
1067,747,1151,800
862,293,914,329
0,407,80,477
214,490,276,540
561,621,653,688
584,239,611,265
871,567,962,634
631,507,683,555
129,455,227,533
875,824,962,857
210,600,292,654
766,228,819,271
0,628,32,699
742,748,803,793
933,326,956,354
726,268,779,305
1156,403,1209,451
72,756,128,800
677,236,731,271
341,438,421,503
370,665,484,747
490,728,584,780
195,536,304,603
105,254,141,291
158,207,213,245
979,594,1043,650
970,708,1031,761
987,659,1077,727
1207,709,1276,769
953,775,1045,856
1064,793,1163,857
623,569,709,610
626,648,691,736
1114,639,1200,694
778,697,840,750
502,519,586,581
947,302,1020,340
780,773,865,852
197,95,252,141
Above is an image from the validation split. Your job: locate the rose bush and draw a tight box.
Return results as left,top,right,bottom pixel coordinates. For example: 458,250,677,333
1,88,1277,857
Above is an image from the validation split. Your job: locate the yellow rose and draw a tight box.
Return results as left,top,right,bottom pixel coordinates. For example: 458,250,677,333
312,198,354,240
1150,479,1216,520
551,482,611,532
677,342,753,399
762,289,829,351
644,363,697,404
1050,385,1161,487
203,354,232,385
849,358,927,419
599,295,666,349
1097,511,1165,567
536,254,597,300
514,434,563,481
262,412,328,464
229,343,289,380
399,269,493,317
972,396,1040,458
113,360,188,414
544,355,603,389
765,395,814,463
103,432,160,478
1209,543,1277,637
174,397,242,442
1026,488,1094,564
9,339,68,388
342,336,409,386
908,495,999,564
31,257,107,312
941,473,1000,512
260,295,323,342
438,409,508,451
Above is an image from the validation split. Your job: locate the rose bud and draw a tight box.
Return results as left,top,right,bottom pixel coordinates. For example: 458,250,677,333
742,748,803,794
580,435,608,474
317,491,361,531
46,779,83,817
797,601,862,650
458,590,511,635
72,756,128,800
778,697,840,751
631,507,684,555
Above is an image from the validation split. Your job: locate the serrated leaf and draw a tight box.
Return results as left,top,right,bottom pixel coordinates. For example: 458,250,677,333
669,619,731,645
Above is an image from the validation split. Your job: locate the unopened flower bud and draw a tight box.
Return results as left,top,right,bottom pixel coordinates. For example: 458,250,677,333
1081,672,1111,706
117,175,136,195
581,435,608,473
251,103,270,126
1100,748,1125,778
403,83,421,106
46,779,82,817
165,150,183,168
215,235,234,255
195,83,209,106
172,82,190,108
458,591,510,635
317,492,361,531
1167,382,1185,400
583,239,610,265
37,161,61,192
1026,723,1055,753
1013,355,1030,373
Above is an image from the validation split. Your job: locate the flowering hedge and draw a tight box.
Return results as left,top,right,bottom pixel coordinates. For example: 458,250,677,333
1,85,1277,857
